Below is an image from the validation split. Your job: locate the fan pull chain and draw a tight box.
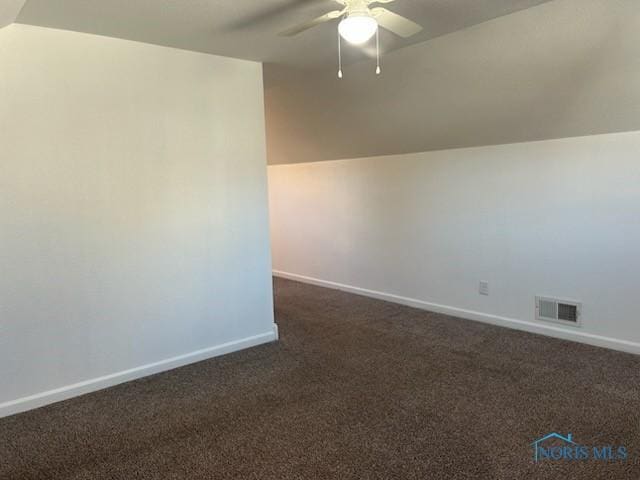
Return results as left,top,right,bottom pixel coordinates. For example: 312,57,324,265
338,30,343,79
376,28,381,75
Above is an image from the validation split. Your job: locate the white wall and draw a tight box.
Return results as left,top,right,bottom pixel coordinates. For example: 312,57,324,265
0,24,276,417
269,131,640,353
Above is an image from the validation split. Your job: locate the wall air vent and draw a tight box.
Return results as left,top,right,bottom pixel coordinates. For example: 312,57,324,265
536,296,582,327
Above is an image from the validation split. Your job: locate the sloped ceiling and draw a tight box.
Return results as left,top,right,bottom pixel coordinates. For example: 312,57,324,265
14,0,640,165
0,0,26,28
17,0,552,68
265,0,640,164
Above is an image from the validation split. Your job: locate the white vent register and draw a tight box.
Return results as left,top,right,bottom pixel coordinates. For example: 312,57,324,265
536,296,582,327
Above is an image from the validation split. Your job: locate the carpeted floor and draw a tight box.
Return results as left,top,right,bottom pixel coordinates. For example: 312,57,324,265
1,278,639,479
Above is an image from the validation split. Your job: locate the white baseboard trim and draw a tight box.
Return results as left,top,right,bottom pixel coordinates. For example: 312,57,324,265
0,326,279,419
274,270,640,356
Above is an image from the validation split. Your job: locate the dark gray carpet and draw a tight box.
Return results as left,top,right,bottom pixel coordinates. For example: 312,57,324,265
1,277,639,479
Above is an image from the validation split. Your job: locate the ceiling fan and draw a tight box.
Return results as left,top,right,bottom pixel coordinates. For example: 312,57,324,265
279,0,422,45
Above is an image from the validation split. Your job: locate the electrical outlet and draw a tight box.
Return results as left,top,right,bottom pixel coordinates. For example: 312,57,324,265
479,281,489,296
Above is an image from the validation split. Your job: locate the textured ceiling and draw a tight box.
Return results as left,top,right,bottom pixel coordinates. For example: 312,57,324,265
18,0,553,68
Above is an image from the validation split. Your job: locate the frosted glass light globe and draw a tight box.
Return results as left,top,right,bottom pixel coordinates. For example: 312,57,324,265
338,15,378,45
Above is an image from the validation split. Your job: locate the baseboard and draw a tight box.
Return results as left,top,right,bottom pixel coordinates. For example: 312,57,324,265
0,325,279,419
274,270,640,356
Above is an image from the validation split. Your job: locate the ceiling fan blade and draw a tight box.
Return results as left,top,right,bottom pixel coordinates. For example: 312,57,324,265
224,0,324,31
279,9,345,37
371,7,422,38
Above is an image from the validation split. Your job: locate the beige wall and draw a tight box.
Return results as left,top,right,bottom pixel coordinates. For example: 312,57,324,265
0,24,276,416
265,0,640,164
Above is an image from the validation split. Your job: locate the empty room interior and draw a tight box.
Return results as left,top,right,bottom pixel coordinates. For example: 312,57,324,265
1,0,640,478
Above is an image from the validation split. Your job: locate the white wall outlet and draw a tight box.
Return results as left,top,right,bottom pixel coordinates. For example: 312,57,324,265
479,281,489,296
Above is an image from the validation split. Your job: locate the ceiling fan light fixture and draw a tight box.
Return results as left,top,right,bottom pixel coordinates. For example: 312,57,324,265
338,14,378,45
